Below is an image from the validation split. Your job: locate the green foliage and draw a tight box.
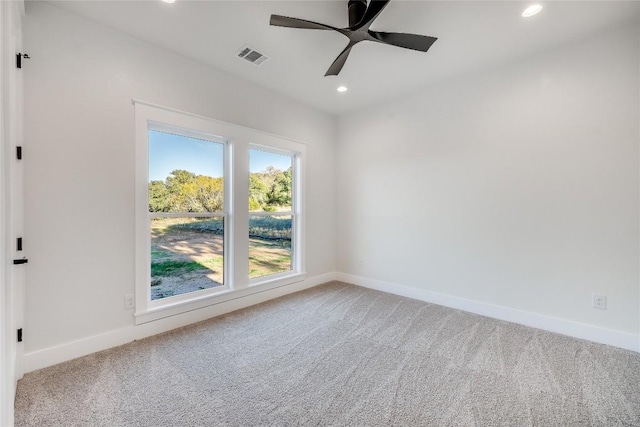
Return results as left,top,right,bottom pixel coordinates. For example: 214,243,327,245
248,216,292,240
151,259,209,276
162,216,291,241
268,167,292,207
196,175,224,212
150,257,223,277
149,166,292,213
162,218,223,234
149,170,223,212
149,181,171,212
249,173,268,210
249,166,292,211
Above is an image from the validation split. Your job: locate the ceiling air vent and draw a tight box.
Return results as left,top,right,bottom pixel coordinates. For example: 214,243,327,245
237,46,269,66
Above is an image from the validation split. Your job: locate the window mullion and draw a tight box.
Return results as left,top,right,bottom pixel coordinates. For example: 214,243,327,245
247,211,293,217
150,212,225,218
232,138,250,290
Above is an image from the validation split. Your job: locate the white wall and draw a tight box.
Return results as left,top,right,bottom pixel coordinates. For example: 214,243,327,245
21,0,640,369
23,2,336,355
337,22,639,339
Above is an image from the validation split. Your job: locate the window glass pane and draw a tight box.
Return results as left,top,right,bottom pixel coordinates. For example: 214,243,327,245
149,130,224,213
249,215,292,278
249,149,292,213
151,217,224,300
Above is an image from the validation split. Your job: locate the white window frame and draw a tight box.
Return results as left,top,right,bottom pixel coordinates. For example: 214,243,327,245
146,122,232,308
248,144,302,286
134,100,306,324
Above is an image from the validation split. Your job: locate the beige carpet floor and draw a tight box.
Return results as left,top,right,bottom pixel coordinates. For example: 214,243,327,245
15,281,640,426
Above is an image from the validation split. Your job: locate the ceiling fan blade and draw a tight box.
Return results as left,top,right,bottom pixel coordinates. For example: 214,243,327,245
369,31,438,52
348,0,367,27
325,42,358,76
270,14,338,31
354,0,391,29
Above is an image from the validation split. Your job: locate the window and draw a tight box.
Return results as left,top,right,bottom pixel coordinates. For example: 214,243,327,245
148,130,227,300
135,101,305,324
249,148,296,280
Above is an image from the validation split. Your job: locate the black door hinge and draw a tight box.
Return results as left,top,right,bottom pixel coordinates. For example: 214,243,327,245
13,258,28,265
16,53,30,69
16,146,22,160
17,237,22,251
17,328,22,343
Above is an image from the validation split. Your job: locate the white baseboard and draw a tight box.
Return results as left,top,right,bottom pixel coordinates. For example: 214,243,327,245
23,272,337,374
23,270,638,374
336,273,640,353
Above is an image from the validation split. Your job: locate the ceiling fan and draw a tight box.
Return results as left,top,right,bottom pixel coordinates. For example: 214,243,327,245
269,0,438,77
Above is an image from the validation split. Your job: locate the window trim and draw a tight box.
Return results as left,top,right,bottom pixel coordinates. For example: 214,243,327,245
248,144,302,285
146,125,231,309
134,100,306,325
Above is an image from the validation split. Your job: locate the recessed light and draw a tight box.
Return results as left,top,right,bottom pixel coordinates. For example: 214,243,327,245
522,4,542,17
162,0,176,3
337,86,348,93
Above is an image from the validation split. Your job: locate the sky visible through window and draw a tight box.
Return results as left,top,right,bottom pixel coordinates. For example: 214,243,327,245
250,148,292,174
149,130,291,181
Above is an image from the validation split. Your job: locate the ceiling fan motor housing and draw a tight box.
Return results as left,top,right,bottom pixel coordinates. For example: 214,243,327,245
348,0,368,27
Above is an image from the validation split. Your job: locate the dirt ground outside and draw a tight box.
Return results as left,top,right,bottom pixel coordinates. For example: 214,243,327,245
150,218,291,300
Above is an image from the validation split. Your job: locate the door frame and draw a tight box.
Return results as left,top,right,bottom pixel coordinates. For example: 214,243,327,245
1,1,25,425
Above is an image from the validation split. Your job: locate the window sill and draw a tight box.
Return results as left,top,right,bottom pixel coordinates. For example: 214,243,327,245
134,272,306,325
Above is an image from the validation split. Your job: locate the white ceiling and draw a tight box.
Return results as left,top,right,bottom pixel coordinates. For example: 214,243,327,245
41,0,639,116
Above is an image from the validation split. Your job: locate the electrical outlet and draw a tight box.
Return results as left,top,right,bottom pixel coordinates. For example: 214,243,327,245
125,294,135,309
592,294,607,310
358,259,364,269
